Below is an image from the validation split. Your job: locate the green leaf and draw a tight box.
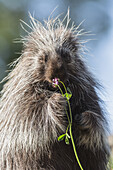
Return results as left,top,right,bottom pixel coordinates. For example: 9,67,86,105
58,134,66,142
67,87,72,94
62,87,72,100
65,135,70,145
65,93,72,100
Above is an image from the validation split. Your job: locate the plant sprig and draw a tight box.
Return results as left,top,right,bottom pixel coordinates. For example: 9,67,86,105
52,78,84,170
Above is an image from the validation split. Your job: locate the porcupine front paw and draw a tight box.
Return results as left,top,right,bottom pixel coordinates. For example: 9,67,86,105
50,93,67,108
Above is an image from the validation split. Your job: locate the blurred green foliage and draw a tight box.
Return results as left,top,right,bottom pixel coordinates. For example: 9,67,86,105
0,3,25,90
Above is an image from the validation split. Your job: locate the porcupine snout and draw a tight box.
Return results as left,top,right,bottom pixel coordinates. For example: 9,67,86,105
44,52,67,83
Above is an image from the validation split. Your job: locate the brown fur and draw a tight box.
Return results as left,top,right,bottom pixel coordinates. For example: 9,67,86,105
0,12,110,169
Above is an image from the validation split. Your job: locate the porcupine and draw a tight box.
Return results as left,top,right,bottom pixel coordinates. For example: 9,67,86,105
0,11,110,170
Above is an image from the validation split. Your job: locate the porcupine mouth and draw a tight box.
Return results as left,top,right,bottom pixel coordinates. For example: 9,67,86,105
40,71,68,92
36,79,58,93
43,80,58,92
37,80,60,94
44,78,69,94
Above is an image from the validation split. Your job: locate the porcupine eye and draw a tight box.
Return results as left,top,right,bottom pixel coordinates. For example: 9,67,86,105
45,54,48,63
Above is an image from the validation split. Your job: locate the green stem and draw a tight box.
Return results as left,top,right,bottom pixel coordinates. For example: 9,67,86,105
67,99,72,124
67,97,83,170
70,125,83,170
57,80,84,170
58,84,70,124
59,80,68,93
66,124,70,134
65,109,71,125
59,81,72,123
57,85,63,95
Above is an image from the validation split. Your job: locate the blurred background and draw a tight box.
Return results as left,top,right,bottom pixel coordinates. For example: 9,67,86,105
0,0,113,136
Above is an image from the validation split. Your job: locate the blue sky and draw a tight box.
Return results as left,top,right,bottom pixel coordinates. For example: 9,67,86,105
92,20,113,134
88,0,113,133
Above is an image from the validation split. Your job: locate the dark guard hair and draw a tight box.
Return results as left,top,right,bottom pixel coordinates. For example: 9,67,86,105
0,11,110,170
